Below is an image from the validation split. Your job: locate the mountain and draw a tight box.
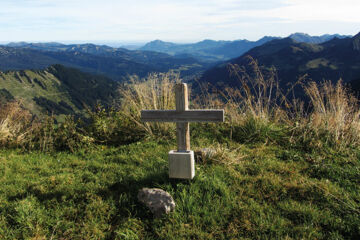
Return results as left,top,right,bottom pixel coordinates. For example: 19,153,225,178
139,33,351,62
139,40,179,53
139,37,280,62
0,46,151,81
288,33,351,44
0,44,208,81
199,33,360,93
6,41,66,49
0,64,118,117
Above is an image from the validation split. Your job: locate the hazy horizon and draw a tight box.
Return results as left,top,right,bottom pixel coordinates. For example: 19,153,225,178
0,32,355,48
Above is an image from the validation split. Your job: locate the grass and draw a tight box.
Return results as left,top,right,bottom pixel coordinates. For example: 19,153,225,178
0,138,359,239
302,80,360,148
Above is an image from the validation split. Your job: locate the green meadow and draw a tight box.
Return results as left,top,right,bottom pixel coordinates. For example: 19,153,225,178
0,138,359,239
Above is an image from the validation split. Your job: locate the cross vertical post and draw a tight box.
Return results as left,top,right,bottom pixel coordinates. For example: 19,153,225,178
175,83,190,151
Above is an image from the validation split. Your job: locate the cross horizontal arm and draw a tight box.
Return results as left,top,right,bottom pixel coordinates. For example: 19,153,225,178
141,110,224,122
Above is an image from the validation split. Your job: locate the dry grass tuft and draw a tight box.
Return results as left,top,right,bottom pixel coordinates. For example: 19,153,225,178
193,57,294,128
118,72,180,138
227,61,280,121
301,80,360,148
193,57,293,144
0,101,33,147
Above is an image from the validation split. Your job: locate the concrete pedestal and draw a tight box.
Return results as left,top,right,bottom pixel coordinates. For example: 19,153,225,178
168,150,195,179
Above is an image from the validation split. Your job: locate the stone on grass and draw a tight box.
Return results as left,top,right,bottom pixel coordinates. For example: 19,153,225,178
137,188,175,218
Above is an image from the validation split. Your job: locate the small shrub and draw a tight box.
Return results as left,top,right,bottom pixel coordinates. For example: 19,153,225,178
53,116,94,152
232,117,288,145
25,115,93,152
26,115,56,152
87,104,144,145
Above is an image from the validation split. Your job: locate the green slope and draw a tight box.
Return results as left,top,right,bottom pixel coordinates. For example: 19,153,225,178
0,64,118,117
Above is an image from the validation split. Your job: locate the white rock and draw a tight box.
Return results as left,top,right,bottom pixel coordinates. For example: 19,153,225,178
137,188,176,218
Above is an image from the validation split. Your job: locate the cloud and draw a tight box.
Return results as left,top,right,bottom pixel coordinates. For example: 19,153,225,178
0,0,358,42
241,0,360,23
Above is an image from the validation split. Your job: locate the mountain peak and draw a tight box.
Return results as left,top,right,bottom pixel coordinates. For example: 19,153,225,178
7,41,29,47
151,39,166,43
288,33,351,44
142,40,176,47
289,32,311,38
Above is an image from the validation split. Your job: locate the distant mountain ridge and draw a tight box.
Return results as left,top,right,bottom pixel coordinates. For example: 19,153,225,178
0,43,209,81
199,32,360,93
139,33,351,62
288,33,351,44
139,37,280,62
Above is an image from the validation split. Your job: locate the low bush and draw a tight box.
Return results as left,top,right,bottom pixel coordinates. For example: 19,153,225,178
0,102,93,152
231,117,288,145
86,105,145,145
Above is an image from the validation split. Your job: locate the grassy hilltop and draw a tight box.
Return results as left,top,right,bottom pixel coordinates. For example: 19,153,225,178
0,68,360,239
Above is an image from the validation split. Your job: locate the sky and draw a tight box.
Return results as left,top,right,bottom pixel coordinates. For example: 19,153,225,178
1,0,359,44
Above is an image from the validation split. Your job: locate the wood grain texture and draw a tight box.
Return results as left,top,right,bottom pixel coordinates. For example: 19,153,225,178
175,83,188,111
141,110,224,122
175,83,190,151
177,122,190,151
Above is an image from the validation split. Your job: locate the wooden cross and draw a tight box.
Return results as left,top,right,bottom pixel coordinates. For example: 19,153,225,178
141,83,224,179
141,83,224,152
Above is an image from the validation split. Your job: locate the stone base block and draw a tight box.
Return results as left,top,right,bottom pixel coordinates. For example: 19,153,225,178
168,150,195,179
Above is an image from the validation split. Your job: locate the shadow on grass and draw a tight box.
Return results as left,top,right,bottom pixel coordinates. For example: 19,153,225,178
8,169,187,221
